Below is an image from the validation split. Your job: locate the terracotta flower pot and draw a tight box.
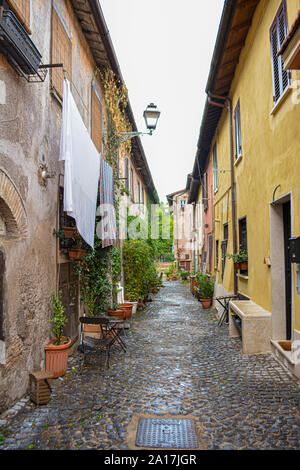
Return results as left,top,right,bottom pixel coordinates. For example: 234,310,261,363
45,337,71,378
63,227,76,238
119,303,133,320
107,309,126,320
83,324,101,333
239,262,248,271
68,248,86,260
200,298,212,309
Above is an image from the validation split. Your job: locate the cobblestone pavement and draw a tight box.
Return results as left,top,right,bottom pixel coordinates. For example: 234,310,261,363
1,281,300,450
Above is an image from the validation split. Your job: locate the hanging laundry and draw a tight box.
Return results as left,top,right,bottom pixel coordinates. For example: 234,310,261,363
98,156,117,247
59,79,100,249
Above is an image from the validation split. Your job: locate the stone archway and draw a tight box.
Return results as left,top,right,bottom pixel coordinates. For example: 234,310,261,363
0,170,27,238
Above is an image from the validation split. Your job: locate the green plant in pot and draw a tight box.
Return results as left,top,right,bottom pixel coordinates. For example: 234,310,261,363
197,276,215,309
107,246,126,319
44,291,71,378
225,249,248,270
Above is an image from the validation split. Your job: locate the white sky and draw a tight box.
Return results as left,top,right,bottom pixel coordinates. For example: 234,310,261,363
100,0,225,202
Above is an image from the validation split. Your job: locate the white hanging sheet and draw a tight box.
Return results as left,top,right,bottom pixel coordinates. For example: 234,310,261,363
59,78,100,249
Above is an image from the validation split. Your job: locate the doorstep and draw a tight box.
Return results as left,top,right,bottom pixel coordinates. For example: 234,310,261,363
271,339,300,381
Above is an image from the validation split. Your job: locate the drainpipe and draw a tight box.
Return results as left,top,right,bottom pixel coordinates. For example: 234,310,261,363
207,92,238,295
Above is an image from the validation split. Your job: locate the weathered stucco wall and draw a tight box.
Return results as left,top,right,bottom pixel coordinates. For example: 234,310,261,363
0,0,106,413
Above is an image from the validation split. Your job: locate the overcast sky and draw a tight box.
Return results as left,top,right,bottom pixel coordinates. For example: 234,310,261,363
100,0,225,203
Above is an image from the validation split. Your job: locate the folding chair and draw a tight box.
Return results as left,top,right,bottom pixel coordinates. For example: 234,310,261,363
79,317,120,369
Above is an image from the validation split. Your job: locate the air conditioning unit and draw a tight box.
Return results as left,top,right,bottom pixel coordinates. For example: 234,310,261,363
0,9,42,77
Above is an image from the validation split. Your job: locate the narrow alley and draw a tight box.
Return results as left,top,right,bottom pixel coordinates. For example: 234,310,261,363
1,281,300,451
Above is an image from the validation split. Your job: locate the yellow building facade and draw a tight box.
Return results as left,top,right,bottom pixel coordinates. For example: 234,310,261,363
190,0,300,377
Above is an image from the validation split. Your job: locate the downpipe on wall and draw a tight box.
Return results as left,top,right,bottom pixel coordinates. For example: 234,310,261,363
207,92,238,295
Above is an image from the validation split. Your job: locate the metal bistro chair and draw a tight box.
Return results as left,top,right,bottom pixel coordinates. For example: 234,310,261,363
79,317,118,369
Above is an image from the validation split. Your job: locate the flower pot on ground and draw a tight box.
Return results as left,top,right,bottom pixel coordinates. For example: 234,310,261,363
196,274,215,310
199,298,212,309
45,291,70,378
119,302,133,319
45,336,72,378
107,309,126,320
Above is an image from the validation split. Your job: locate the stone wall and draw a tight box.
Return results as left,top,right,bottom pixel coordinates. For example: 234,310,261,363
0,0,105,413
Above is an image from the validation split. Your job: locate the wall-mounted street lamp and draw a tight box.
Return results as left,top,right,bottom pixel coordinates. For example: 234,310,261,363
119,103,161,143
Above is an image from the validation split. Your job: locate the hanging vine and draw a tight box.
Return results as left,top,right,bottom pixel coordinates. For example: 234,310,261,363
95,66,132,169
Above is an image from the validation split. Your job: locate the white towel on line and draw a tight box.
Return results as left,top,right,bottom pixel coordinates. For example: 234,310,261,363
59,78,100,249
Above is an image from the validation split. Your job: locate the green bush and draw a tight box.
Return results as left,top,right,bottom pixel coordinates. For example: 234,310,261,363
123,240,160,301
197,277,215,299
180,271,189,281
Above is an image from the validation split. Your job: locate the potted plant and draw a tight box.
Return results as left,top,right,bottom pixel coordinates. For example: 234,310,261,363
44,291,71,378
225,249,248,270
81,289,101,333
197,277,215,309
107,247,126,319
67,230,87,260
124,288,140,314
63,226,76,239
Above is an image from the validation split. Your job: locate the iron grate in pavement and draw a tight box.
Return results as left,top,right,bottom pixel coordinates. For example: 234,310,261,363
135,418,199,449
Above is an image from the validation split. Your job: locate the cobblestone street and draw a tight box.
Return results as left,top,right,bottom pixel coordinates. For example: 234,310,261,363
1,281,300,451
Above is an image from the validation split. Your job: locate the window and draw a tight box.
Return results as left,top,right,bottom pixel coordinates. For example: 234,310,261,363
7,0,30,33
216,239,219,270
137,180,141,203
51,2,72,99
270,1,290,104
239,217,248,274
213,144,218,191
221,223,229,280
202,172,208,210
180,200,186,208
130,168,134,200
141,185,144,204
234,100,242,158
125,157,129,191
239,217,248,253
91,84,103,154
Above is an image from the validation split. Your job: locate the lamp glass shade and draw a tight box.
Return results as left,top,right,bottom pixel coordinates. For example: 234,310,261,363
143,103,160,130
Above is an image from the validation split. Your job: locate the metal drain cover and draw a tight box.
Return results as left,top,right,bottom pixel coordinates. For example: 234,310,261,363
135,418,198,449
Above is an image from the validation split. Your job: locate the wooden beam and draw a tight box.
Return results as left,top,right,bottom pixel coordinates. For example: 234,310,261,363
236,0,258,10
230,20,252,33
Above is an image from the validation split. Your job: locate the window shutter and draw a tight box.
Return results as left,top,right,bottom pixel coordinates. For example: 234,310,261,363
7,0,30,33
91,86,103,154
51,6,72,99
234,101,242,157
278,8,289,92
270,2,289,103
125,157,129,190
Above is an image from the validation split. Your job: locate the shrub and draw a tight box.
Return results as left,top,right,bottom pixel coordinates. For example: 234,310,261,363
123,240,160,301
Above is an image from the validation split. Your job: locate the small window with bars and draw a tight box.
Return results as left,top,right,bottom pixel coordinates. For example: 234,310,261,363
270,1,290,104
51,2,72,100
234,100,242,158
